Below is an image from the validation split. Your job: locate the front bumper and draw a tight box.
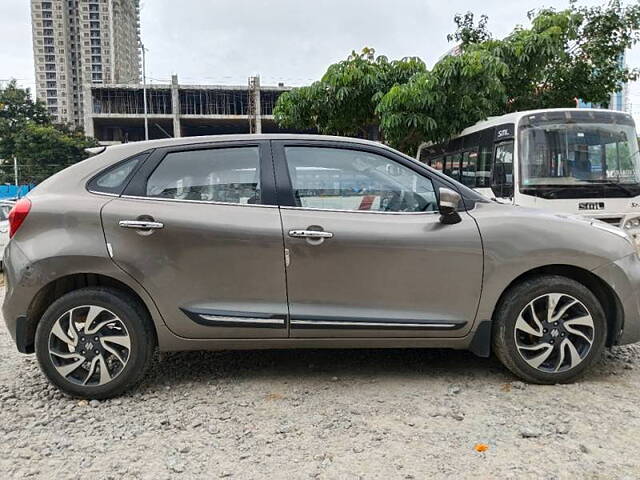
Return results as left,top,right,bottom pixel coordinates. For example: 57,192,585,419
592,253,640,345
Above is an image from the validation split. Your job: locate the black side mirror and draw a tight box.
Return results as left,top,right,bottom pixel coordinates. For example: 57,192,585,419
438,187,462,225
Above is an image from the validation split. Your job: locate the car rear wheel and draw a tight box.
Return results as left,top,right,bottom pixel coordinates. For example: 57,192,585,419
35,287,155,399
492,275,607,384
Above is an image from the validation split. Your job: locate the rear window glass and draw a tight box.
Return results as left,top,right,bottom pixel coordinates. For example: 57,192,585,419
89,153,147,195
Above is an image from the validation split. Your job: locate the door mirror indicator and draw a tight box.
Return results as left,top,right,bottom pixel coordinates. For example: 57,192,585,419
438,187,462,225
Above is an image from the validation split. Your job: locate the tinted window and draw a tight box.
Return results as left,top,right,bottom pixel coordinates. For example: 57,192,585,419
285,147,437,213
443,153,461,180
146,147,260,204
477,146,493,188
460,150,478,188
492,141,514,198
90,154,146,195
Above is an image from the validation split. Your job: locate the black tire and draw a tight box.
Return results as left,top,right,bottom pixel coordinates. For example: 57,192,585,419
492,275,607,384
35,287,156,399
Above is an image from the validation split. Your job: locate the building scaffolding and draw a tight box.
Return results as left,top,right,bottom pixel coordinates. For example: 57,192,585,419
92,88,172,115
179,89,250,116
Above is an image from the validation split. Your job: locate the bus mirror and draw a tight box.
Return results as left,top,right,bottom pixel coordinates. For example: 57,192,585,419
438,187,462,225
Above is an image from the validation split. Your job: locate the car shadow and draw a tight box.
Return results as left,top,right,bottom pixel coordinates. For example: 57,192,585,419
139,348,513,391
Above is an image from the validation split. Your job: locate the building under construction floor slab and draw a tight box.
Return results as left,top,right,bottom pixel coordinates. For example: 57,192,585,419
84,75,305,144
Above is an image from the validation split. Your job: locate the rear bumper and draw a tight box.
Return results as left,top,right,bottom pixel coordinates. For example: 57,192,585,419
592,253,640,346
2,241,38,354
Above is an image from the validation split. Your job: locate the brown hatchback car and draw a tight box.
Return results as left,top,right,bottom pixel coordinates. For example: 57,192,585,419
3,135,640,398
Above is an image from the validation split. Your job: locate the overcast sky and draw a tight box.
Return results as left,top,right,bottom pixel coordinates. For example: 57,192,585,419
1,0,639,118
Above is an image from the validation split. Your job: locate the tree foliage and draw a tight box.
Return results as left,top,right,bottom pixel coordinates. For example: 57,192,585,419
0,80,50,160
0,81,97,184
275,1,640,155
274,48,426,138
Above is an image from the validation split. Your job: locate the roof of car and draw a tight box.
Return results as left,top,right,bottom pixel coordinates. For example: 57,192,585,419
101,134,390,158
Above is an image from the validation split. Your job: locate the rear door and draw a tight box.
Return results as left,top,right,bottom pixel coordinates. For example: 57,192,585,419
272,140,484,338
100,140,289,339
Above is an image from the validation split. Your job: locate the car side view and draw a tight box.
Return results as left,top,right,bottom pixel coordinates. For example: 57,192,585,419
3,134,640,398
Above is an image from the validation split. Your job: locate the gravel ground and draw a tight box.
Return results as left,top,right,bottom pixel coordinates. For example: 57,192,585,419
1,288,640,480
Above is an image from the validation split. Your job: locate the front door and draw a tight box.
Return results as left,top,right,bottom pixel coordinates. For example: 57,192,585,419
101,141,289,339
273,141,484,338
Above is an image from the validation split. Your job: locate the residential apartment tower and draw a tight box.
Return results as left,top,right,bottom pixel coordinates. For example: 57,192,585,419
31,0,141,126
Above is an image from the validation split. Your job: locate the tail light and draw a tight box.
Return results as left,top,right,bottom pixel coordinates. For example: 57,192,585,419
8,198,32,238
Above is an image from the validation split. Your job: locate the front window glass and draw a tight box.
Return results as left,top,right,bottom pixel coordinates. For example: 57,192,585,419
146,147,260,204
520,119,640,198
285,147,437,213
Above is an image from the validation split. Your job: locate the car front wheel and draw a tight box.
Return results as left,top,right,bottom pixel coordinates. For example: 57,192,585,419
492,275,607,384
35,287,156,399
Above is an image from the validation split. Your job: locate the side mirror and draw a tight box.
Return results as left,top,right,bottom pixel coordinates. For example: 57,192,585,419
438,187,462,225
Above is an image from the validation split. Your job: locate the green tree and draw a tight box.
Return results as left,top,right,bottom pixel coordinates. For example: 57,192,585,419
0,80,50,160
12,123,98,184
275,1,640,155
378,50,508,153
0,80,97,184
274,48,426,139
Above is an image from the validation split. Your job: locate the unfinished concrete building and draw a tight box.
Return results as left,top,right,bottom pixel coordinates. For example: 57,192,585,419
84,75,300,143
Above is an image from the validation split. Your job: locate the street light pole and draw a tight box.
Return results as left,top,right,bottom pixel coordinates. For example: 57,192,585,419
141,43,149,141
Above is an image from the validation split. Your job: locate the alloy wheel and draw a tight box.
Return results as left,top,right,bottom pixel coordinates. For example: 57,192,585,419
514,293,595,373
48,305,131,386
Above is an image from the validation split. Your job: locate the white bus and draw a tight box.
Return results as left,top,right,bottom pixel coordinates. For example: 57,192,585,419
417,108,640,241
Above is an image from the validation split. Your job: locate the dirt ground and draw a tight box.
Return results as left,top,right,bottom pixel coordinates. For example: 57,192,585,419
1,286,639,479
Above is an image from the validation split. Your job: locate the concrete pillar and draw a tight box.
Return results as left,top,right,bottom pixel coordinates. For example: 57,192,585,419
254,76,262,134
171,74,181,138
82,83,95,139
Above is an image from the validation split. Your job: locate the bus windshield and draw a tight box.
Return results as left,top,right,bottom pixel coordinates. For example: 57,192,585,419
519,118,640,197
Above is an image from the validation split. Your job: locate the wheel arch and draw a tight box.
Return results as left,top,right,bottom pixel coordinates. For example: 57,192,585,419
490,264,623,348
20,273,159,354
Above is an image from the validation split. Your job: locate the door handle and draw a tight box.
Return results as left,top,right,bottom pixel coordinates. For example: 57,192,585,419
288,229,333,239
119,220,164,230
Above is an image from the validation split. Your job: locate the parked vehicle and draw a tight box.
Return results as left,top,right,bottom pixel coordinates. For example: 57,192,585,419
3,134,640,398
417,109,640,250
0,200,15,269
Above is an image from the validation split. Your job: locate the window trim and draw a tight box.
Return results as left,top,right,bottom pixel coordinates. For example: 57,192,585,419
121,140,277,207
272,140,451,215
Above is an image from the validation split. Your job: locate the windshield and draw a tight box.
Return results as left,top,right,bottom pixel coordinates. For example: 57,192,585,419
519,115,640,198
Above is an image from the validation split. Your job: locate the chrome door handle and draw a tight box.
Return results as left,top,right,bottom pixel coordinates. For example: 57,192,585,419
288,229,333,239
119,220,164,230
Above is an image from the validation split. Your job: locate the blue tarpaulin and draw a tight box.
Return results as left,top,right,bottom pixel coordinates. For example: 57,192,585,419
0,185,34,200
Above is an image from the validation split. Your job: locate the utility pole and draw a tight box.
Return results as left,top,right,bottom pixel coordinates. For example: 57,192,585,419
141,43,149,141
13,156,18,190
247,76,262,134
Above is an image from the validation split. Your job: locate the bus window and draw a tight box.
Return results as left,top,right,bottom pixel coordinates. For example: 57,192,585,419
477,146,492,188
431,156,444,171
445,153,462,181
491,141,514,198
461,150,478,188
